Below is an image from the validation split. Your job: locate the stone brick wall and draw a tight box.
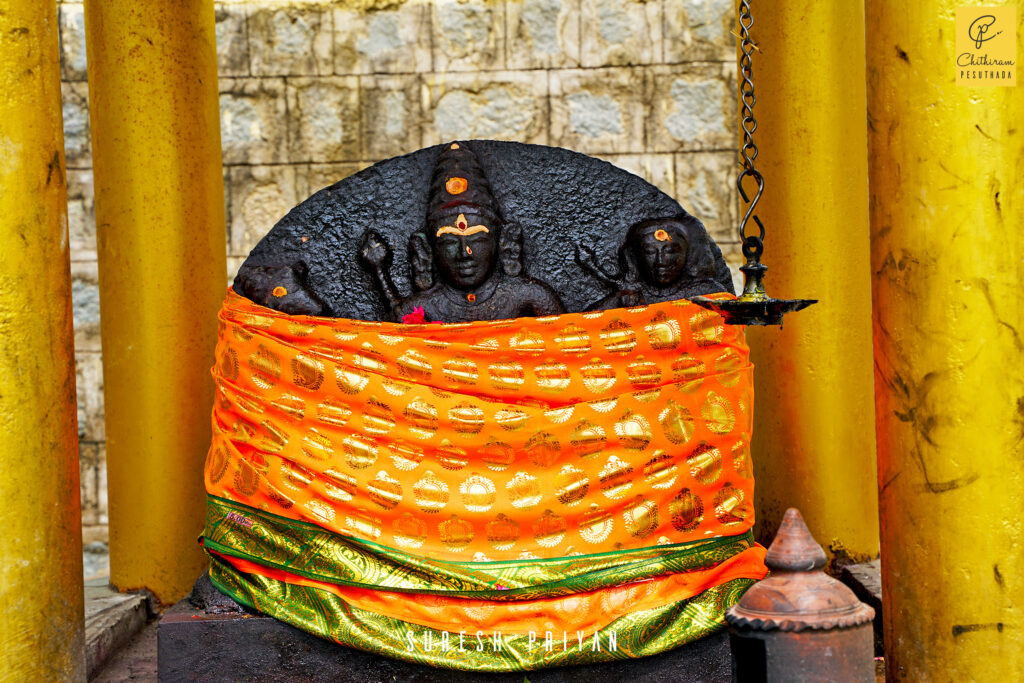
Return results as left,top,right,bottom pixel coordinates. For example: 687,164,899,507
60,0,740,543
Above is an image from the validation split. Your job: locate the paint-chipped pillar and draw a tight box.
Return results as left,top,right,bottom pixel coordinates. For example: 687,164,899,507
743,1,880,563
866,2,1024,679
83,0,226,603
0,1,86,679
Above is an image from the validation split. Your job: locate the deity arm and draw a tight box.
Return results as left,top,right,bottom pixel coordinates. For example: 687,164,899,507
234,262,327,316
585,289,644,312
574,243,624,290
358,230,404,318
522,279,565,316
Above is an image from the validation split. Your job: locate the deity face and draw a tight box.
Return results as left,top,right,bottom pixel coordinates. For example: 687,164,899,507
430,212,498,290
632,222,689,287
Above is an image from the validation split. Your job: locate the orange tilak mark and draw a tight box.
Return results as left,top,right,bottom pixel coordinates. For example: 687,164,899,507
467,246,473,255
272,286,288,297
446,177,468,195
467,293,477,303
654,229,671,242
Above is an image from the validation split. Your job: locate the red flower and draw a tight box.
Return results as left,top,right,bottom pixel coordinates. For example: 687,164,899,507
402,306,442,325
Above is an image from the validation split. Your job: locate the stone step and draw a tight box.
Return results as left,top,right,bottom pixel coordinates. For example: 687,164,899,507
85,584,152,678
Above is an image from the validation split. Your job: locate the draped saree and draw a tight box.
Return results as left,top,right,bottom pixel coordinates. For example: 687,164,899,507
201,290,766,670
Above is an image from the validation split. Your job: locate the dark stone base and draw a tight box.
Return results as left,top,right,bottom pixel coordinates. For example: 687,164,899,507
840,559,884,656
158,576,730,682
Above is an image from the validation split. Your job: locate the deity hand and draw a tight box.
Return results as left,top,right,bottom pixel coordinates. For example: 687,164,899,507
500,222,524,277
408,231,434,292
619,289,643,307
358,229,402,318
234,263,326,316
358,230,392,270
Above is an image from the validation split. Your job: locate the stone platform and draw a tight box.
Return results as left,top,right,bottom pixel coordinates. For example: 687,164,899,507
158,576,730,683
86,583,152,678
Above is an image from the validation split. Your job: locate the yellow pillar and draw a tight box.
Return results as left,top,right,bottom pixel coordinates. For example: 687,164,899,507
0,1,86,679
744,0,879,563
83,0,226,603
866,2,1023,679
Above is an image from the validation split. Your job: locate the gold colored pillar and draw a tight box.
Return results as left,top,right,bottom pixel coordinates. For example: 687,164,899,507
0,1,86,679
744,1,879,562
866,2,1024,679
83,0,226,603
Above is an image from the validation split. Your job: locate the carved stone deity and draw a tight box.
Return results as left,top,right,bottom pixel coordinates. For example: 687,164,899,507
358,143,563,323
230,140,734,322
576,215,733,309
195,141,752,673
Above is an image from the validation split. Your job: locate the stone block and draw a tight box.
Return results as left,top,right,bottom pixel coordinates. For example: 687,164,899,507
248,5,333,76
333,4,432,75
664,0,735,63
647,63,735,153
220,78,290,165
227,165,300,258
432,0,506,72
549,68,646,154
83,525,109,546
674,151,738,244
227,256,247,287
597,153,676,197
361,74,422,159
67,168,96,262
79,442,102,527
294,163,365,201
719,241,744,293
96,447,108,526
506,0,582,69
286,76,362,163
580,0,662,67
62,80,91,168
75,350,105,442
159,590,732,682
72,260,101,352
223,165,231,253
215,3,250,77
423,71,548,146
59,2,88,81
82,541,109,581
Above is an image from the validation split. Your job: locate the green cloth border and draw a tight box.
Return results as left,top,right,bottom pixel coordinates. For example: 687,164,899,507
203,494,756,600
208,553,754,672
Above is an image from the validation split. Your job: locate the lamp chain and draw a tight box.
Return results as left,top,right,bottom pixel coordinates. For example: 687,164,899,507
737,0,766,261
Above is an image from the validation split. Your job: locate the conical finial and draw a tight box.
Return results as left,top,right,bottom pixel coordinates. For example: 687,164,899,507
726,507,874,631
764,508,827,572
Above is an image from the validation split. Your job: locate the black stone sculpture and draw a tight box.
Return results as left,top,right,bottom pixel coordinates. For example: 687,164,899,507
233,141,733,320
358,142,563,322
576,215,733,309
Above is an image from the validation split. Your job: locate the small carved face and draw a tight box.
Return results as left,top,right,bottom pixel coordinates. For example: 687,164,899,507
431,212,498,290
632,222,689,287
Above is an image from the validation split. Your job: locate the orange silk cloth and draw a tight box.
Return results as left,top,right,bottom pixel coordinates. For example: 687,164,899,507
206,290,756,562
